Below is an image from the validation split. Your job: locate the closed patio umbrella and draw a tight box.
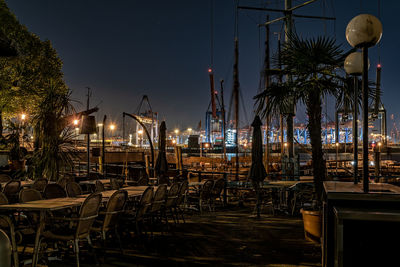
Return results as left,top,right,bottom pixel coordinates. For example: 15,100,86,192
155,121,168,178
248,115,267,218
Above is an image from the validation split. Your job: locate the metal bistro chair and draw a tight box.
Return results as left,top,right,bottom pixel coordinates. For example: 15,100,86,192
65,182,83,198
42,193,102,267
0,229,12,267
136,177,149,186
188,179,214,213
56,177,69,189
210,178,225,210
94,180,105,193
19,188,42,203
110,178,124,190
43,184,67,199
31,179,48,193
175,181,188,223
2,181,20,204
0,192,18,267
126,187,153,235
0,174,11,183
164,183,180,225
92,190,127,254
148,185,167,235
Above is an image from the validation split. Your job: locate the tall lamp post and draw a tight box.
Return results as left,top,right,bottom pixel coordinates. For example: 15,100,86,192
346,14,382,193
344,52,370,184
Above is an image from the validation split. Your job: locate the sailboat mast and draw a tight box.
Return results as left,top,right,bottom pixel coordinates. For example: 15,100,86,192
264,15,270,173
234,37,240,180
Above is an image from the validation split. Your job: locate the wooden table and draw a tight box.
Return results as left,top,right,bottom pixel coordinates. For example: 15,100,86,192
78,179,111,186
0,199,83,267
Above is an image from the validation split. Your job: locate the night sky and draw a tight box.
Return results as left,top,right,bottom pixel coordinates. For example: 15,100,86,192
5,0,398,134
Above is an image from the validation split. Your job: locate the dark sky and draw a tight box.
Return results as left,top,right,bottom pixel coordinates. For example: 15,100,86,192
5,0,398,134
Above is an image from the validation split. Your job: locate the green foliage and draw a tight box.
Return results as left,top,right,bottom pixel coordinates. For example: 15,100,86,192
29,81,76,181
4,119,28,160
255,33,347,201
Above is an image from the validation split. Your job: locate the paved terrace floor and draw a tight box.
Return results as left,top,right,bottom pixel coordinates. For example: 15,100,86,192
46,207,321,267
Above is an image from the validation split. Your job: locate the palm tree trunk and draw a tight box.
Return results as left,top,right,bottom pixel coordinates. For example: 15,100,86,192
306,91,326,201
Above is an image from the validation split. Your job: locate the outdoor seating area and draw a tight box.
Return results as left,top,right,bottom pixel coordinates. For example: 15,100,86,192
0,171,321,266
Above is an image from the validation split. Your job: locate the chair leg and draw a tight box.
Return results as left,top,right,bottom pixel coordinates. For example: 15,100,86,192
74,239,80,267
115,228,123,254
1,216,19,267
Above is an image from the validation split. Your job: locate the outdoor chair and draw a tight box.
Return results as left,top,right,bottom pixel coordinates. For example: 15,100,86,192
0,174,11,183
2,180,20,204
157,174,170,186
94,180,105,192
110,178,124,190
56,177,69,189
210,178,225,210
91,190,127,254
123,187,153,235
65,182,83,197
188,179,214,213
19,188,42,203
148,184,167,235
164,183,180,225
175,181,188,223
43,184,67,199
0,192,19,266
31,179,48,193
0,229,12,267
136,177,149,186
42,193,102,267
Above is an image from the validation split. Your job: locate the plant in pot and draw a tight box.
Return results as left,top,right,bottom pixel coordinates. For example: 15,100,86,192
5,119,28,171
255,33,353,243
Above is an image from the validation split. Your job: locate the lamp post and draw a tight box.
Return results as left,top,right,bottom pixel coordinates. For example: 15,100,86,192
344,51,370,184
138,129,143,148
335,142,339,175
174,129,179,144
109,124,116,146
20,113,26,148
346,14,382,193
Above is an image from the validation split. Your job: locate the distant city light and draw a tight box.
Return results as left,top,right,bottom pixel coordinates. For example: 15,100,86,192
172,139,176,144
284,143,288,147
208,68,212,73
21,113,27,120
138,129,143,135
97,123,103,127
377,63,381,68
73,119,79,126
378,142,382,147
174,129,179,134
109,124,116,130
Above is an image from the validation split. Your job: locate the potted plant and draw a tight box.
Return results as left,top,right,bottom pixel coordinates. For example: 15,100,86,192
5,119,28,170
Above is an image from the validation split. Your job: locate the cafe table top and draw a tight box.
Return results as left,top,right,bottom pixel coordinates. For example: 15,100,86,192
78,179,111,185
0,198,83,211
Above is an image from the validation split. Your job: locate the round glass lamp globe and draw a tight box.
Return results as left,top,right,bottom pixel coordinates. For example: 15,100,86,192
344,52,370,75
346,14,382,48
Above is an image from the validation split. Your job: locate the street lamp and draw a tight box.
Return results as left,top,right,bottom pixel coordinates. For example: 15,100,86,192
138,129,143,147
20,113,26,121
346,14,382,193
336,142,339,175
344,51,369,184
109,124,116,145
73,119,79,126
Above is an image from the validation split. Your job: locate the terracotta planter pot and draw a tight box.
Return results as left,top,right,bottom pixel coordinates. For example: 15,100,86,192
10,160,25,171
301,208,322,243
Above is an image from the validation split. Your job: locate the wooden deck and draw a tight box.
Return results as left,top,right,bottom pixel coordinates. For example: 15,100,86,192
45,206,321,266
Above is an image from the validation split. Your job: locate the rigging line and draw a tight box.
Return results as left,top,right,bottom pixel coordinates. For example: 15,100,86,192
239,87,250,125
210,0,214,67
377,0,381,63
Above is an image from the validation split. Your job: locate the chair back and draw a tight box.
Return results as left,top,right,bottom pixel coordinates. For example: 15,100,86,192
176,181,188,206
94,180,105,192
65,182,82,197
158,175,170,186
211,178,225,199
110,178,124,190
150,184,167,213
102,190,127,232
76,193,102,239
136,177,149,186
44,184,66,199
200,179,214,201
165,183,180,209
2,181,20,203
0,175,11,183
0,193,8,205
56,177,68,189
0,229,12,267
32,179,48,192
19,188,42,203
135,187,153,222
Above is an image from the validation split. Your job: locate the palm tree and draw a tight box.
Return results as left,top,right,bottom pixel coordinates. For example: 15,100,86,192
255,34,346,200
